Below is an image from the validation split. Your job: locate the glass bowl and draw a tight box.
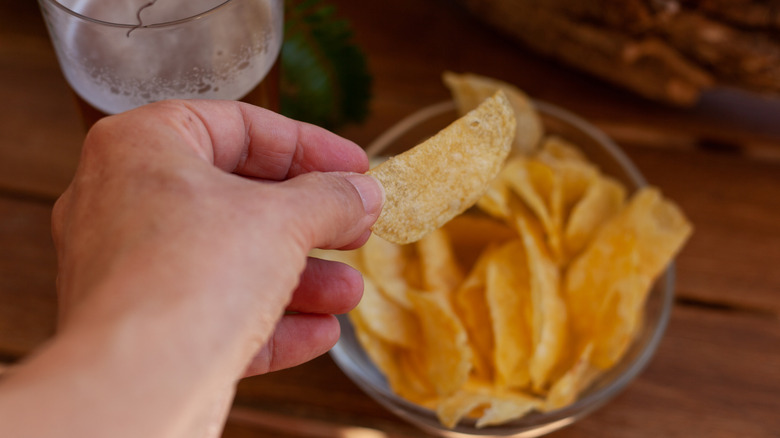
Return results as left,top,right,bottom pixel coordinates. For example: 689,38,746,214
330,100,675,437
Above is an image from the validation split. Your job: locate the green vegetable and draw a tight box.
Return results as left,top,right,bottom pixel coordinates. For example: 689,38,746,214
281,0,372,130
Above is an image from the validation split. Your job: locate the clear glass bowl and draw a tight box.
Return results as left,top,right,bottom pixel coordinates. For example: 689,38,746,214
330,100,675,437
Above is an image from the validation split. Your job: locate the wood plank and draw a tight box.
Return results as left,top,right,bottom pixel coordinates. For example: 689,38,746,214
0,35,83,200
619,145,780,314
330,0,780,161
561,304,780,438
226,304,780,437
0,197,57,358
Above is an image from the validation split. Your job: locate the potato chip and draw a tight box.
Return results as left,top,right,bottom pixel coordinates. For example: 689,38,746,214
537,135,589,164
442,214,516,270
565,187,692,369
349,311,436,406
348,311,404,389
361,234,416,309
408,289,473,396
436,381,541,428
443,71,543,156
514,215,568,393
476,391,541,428
564,175,626,260
544,344,599,411
416,228,464,293
436,385,494,429
352,276,417,347
477,175,514,221
368,90,515,244
396,347,440,407
593,188,691,368
452,246,496,382
556,162,600,223
486,239,533,389
500,159,553,227
495,158,564,259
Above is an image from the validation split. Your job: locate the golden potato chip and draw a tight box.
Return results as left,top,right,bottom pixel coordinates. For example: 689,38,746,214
416,228,464,293
501,159,553,226
477,176,514,221
486,239,533,389
537,135,589,164
442,214,516,270
544,344,599,411
497,158,564,258
436,381,541,428
408,289,473,396
475,392,541,428
396,347,440,407
352,276,417,347
564,176,626,260
349,311,436,405
556,163,600,223
565,187,692,369
361,234,416,309
592,188,692,367
349,311,405,389
452,246,497,382
436,385,494,429
514,215,568,393
368,90,515,244
536,136,601,229
443,71,543,156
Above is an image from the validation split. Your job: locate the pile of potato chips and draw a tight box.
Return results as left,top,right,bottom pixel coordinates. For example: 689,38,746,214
319,73,693,429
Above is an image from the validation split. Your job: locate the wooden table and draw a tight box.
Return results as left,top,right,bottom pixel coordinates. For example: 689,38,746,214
1,1,779,437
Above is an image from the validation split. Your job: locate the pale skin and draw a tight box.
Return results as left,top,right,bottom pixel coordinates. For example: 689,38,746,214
0,100,384,438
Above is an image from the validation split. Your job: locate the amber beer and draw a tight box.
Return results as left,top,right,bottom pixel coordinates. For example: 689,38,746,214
73,60,281,129
39,0,283,129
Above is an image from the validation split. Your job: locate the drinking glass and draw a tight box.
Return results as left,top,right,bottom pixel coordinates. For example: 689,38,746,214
37,0,283,127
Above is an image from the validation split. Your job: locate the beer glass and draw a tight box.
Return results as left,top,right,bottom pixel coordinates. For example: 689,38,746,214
38,0,283,127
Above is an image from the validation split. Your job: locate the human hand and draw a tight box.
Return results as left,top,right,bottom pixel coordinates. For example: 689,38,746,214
0,100,383,438
52,100,383,375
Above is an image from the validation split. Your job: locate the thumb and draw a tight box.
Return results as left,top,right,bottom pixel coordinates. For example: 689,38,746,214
272,171,385,251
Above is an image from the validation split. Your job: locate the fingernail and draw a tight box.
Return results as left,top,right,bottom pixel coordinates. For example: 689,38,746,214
345,173,385,216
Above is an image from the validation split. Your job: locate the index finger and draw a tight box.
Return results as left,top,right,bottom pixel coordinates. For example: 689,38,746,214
128,100,369,180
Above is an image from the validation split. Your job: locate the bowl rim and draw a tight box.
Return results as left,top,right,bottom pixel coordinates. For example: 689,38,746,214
331,99,675,435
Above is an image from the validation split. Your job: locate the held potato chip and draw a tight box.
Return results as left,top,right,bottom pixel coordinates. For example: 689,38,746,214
443,71,543,156
368,90,515,244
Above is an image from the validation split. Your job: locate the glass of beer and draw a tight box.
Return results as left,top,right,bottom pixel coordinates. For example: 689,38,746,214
37,0,283,128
